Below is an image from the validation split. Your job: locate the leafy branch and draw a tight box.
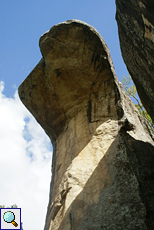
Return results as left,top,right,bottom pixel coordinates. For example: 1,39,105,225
121,75,154,132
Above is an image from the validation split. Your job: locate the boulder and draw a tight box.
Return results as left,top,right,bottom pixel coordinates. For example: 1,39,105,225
18,20,154,230
116,0,154,122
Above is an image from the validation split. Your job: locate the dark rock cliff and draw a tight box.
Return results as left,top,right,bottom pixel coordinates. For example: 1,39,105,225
116,0,154,122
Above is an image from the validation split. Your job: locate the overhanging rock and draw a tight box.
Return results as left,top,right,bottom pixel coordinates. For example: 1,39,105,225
18,20,154,230
116,0,154,123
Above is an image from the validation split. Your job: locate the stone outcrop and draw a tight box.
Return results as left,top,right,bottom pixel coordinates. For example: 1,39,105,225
18,20,154,230
116,0,154,122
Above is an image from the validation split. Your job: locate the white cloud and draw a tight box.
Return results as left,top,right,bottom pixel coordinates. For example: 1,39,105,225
0,81,52,230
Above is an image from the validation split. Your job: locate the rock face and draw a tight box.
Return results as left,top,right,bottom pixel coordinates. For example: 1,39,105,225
116,0,154,122
18,20,154,230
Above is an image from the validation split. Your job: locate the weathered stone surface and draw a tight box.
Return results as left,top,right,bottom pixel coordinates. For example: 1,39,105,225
18,20,154,230
116,0,154,122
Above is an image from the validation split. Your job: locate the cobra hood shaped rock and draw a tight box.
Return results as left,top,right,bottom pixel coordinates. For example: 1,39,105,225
19,20,121,141
18,20,154,230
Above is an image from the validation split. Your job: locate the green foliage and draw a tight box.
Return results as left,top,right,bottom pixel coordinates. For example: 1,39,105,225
121,75,154,132
0,204,17,208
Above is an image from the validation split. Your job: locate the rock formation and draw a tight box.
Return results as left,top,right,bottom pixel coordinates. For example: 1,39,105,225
116,0,154,123
18,20,154,230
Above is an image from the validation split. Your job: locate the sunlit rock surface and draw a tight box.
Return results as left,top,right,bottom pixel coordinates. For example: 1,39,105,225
19,20,154,230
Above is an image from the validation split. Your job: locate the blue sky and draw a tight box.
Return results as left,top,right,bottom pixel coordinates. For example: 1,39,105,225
0,1,129,230
0,0,128,97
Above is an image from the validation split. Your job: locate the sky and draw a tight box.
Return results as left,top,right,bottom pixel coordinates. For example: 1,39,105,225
0,1,129,229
